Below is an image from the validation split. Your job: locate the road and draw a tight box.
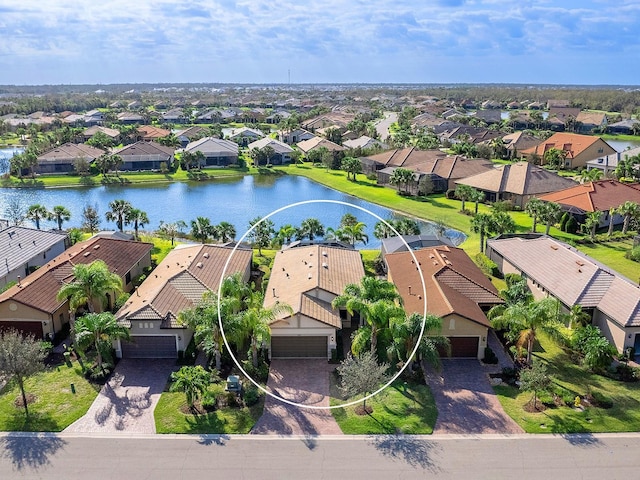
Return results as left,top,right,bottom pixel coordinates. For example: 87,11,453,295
374,111,398,142
1,432,639,479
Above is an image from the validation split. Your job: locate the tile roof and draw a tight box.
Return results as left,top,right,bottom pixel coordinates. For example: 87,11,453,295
520,133,614,160
263,245,365,326
296,137,345,153
83,126,120,138
116,244,252,328
137,125,170,139
385,246,502,326
115,141,175,158
538,180,640,213
0,237,153,314
0,227,68,278
38,143,105,163
247,137,293,155
457,161,577,196
184,137,238,156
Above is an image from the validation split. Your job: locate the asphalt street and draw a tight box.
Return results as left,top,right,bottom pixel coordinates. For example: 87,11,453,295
1,432,639,479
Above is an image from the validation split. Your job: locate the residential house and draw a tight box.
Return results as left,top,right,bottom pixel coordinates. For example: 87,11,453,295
162,108,188,124
0,237,152,341
385,246,504,358
380,234,455,257
136,125,171,142
608,119,640,135
175,126,207,148
115,244,252,359
343,135,388,151
438,125,502,145
81,126,121,143
296,137,345,155
182,137,239,167
247,138,294,165
0,226,69,289
266,110,291,124
548,107,581,131
279,128,315,145
586,146,640,177
36,143,105,174
227,127,265,146
263,244,365,359
520,133,616,169
576,112,607,133
114,141,175,171
486,234,640,353
117,112,144,124
472,110,502,124
538,180,640,227
500,132,540,156
83,109,105,126
455,161,578,207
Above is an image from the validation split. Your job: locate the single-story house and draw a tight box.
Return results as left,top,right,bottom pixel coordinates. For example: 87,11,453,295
520,133,616,169
608,119,640,135
36,143,105,174
455,161,578,208
81,125,121,143
117,112,144,124
576,112,607,133
83,109,105,126
296,137,345,154
162,108,188,124
115,244,252,359
385,246,504,359
247,138,294,165
343,135,388,151
227,127,265,146
113,141,175,171
500,132,540,155
279,128,315,145
181,137,239,167
486,234,640,354
586,146,640,177
263,244,365,359
175,126,207,148
136,125,171,142
380,233,455,257
0,237,152,341
0,226,69,289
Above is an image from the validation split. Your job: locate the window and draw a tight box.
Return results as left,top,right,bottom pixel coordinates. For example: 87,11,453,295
125,272,131,285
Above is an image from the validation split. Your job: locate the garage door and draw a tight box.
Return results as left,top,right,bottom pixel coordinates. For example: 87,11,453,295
449,337,479,358
271,336,327,358
0,321,43,340
121,336,177,358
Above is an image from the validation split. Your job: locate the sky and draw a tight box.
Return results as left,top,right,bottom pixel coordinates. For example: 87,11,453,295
0,0,639,86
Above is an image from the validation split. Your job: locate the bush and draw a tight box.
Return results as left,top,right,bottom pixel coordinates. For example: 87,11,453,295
366,173,378,181
201,391,217,410
565,215,579,234
482,346,498,364
241,359,270,384
446,189,456,199
614,363,640,382
114,292,130,311
243,386,262,406
626,246,640,263
501,367,518,385
492,200,514,212
475,252,501,277
559,212,570,231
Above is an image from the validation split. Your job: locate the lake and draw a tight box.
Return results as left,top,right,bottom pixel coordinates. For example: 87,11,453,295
0,147,23,174
0,175,466,249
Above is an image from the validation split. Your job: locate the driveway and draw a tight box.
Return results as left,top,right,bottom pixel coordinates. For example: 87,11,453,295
64,359,176,434
251,359,342,435
425,359,523,434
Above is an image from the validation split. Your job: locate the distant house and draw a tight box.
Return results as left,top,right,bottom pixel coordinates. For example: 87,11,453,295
385,246,504,359
486,234,640,354
117,112,144,124
0,237,152,341
247,138,294,165
538,180,640,227
455,161,578,207
279,128,315,145
608,119,640,135
114,141,175,171
136,125,171,142
36,143,105,174
161,108,188,124
576,111,607,133
182,137,239,167
343,135,388,151
380,234,456,257
266,110,291,124
227,127,265,146
115,244,252,359
520,133,616,169
296,137,345,154
263,244,365,359
438,125,502,145
0,226,69,288
586,146,640,177
83,109,105,126
175,126,207,148
81,125,121,143
500,132,540,155
472,110,502,124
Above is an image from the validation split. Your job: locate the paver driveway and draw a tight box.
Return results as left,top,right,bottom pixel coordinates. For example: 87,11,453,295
251,359,342,435
425,359,523,434
65,359,176,434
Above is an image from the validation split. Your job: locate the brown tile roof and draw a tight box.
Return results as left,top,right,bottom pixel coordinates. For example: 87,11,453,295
0,238,153,314
263,245,365,326
457,161,577,196
598,277,640,327
576,111,606,126
538,180,640,213
385,246,502,327
38,143,105,164
520,133,614,160
115,141,175,157
116,244,252,328
83,126,120,138
137,125,170,139
296,137,345,153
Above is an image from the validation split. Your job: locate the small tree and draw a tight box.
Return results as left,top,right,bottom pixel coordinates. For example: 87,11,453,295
81,204,101,234
74,312,131,373
170,365,212,411
337,351,388,413
519,361,551,411
248,217,275,256
0,329,46,418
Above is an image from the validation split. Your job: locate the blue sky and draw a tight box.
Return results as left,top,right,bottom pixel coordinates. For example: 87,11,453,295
1,0,639,85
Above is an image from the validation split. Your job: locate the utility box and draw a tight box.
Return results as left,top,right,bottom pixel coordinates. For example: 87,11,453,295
225,375,242,393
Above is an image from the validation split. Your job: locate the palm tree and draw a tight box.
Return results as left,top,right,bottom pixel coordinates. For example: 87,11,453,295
525,198,545,233
618,201,640,234
125,208,149,241
454,184,474,212
577,169,603,184
470,213,493,253
489,297,561,364
389,168,415,195
105,199,132,232
49,205,71,230
563,304,591,330
350,299,405,357
170,366,212,410
216,221,236,243
110,155,123,178
276,224,298,245
26,204,49,230
539,202,563,235
299,218,325,241
470,188,485,214
339,222,369,246
387,313,450,371
582,211,601,241
373,221,394,239
234,291,293,367
607,207,616,237
56,260,123,335
74,312,130,372
489,211,516,236
191,216,215,243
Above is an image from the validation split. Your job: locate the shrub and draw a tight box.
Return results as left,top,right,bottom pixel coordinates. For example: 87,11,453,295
615,363,640,382
501,367,518,385
241,359,269,384
492,200,514,212
114,292,130,311
482,347,498,364
446,189,456,199
559,212,569,231
366,173,378,181
475,252,501,277
201,391,217,410
565,215,579,234
243,386,262,406
626,246,640,263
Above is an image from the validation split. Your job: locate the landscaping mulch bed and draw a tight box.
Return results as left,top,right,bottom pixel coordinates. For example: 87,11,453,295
14,393,37,408
354,404,373,416
523,399,546,413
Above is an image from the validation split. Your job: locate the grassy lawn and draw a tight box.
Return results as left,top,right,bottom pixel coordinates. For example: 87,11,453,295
0,359,99,432
139,234,179,265
360,249,380,277
154,385,264,434
494,332,640,433
330,379,437,434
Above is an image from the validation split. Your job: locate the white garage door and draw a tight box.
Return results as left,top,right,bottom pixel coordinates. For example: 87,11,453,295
121,336,177,358
271,336,327,358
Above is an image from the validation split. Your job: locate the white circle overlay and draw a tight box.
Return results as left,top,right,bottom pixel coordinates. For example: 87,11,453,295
217,199,428,410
